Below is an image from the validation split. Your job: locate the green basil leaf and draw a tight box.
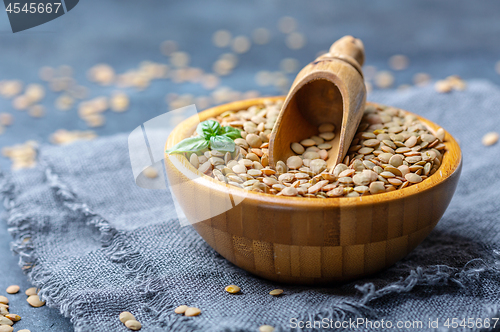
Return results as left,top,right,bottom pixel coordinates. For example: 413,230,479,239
165,137,209,154
209,135,235,152
220,125,242,139
196,120,222,139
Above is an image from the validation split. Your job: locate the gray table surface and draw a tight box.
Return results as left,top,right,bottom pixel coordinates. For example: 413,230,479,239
1,0,500,330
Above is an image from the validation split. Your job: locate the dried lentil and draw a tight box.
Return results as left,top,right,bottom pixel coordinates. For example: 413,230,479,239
0,316,13,326
482,132,499,146
26,295,45,307
184,307,201,317
125,320,142,330
0,304,8,315
143,167,158,179
269,289,283,296
5,314,20,322
224,285,241,294
25,287,37,296
174,305,188,314
119,312,135,323
180,100,445,198
5,286,19,294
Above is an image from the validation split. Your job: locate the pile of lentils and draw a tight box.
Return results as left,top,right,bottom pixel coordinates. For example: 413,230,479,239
188,99,446,198
0,285,44,332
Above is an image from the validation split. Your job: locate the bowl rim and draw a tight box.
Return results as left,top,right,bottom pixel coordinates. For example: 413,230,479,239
165,97,462,208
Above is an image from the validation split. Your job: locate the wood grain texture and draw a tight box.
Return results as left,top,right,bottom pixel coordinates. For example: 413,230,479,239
164,97,462,285
269,36,367,169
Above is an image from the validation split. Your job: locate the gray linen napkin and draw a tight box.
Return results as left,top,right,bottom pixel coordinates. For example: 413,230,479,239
2,80,500,332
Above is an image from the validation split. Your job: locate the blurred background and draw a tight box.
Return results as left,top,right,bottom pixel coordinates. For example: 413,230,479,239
1,0,500,329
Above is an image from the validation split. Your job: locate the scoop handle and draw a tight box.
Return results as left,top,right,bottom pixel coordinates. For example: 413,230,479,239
316,35,365,76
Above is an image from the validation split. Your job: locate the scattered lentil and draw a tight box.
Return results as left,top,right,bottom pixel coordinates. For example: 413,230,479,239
232,36,251,54
375,71,394,89
184,307,201,317
482,132,499,146
0,326,13,332
285,32,306,50
110,92,129,112
0,80,22,98
5,314,20,322
125,320,142,330
259,325,275,332
269,289,283,296
0,316,13,326
212,30,232,48
5,286,19,294
174,305,188,314
434,80,452,93
0,113,13,126
88,64,115,85
50,129,97,145
413,73,431,86
28,105,45,118
25,288,37,296
143,166,159,178
26,295,45,307
24,83,45,103
119,312,135,323
224,285,241,294
388,55,409,71
0,304,8,315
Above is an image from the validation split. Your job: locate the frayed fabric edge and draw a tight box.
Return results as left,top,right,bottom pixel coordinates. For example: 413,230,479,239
0,167,188,332
3,167,500,332
0,170,36,271
356,258,497,306
42,166,189,332
297,259,500,332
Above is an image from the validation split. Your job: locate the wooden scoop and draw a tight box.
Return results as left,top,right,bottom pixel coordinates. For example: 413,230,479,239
269,36,367,170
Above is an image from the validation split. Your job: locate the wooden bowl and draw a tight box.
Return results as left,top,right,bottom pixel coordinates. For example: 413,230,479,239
164,97,462,285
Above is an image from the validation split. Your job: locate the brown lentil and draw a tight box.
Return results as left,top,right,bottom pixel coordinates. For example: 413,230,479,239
125,320,142,330
259,325,275,332
174,305,188,314
5,314,20,322
143,166,158,179
184,307,201,317
269,289,283,296
0,304,8,315
224,285,241,294
0,316,13,326
25,287,37,296
26,295,45,307
119,312,135,323
5,286,19,294
482,132,499,146
181,100,445,198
